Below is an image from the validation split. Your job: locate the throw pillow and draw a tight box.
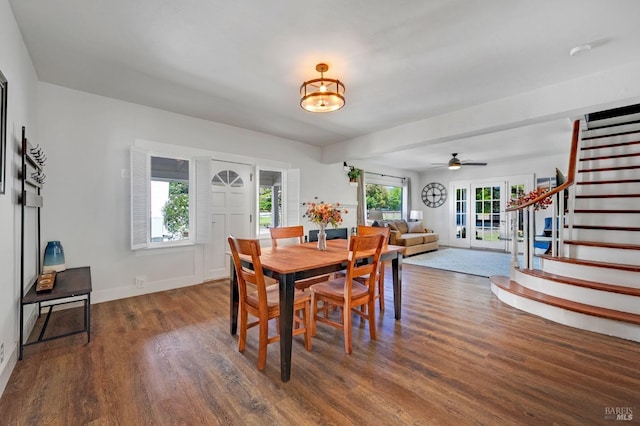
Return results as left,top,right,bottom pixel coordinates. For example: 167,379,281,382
407,221,424,233
387,221,398,231
396,220,409,234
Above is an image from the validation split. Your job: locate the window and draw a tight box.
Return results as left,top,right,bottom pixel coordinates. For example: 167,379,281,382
474,185,501,241
150,157,190,242
510,182,526,238
254,168,299,236
455,188,467,239
258,169,283,236
131,147,210,249
365,183,403,221
212,169,244,188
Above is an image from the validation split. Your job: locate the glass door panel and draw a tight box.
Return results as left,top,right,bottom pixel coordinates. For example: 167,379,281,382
449,185,469,247
455,187,468,240
471,183,504,250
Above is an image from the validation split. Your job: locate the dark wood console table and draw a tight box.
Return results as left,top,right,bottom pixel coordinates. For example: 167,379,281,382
20,266,92,359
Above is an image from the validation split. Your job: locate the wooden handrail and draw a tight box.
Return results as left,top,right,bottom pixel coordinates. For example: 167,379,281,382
506,120,580,212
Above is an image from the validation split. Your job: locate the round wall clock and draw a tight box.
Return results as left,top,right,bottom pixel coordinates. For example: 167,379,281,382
422,182,447,208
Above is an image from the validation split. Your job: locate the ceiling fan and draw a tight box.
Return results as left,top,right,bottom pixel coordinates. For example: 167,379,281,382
432,153,488,170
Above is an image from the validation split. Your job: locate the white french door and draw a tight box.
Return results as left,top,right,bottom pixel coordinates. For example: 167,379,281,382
450,175,531,251
203,161,254,280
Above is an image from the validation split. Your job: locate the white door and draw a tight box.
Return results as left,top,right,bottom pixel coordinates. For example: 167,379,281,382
470,182,506,250
203,161,254,280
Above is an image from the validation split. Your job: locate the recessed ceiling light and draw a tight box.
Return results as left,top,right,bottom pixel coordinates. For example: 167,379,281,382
569,44,592,57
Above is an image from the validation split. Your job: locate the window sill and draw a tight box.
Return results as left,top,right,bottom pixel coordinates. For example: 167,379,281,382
133,242,196,256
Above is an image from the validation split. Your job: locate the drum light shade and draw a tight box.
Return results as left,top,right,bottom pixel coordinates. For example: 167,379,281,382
300,63,345,113
409,210,423,221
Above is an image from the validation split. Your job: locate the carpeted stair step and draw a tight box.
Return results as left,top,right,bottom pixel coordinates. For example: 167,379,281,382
490,275,640,326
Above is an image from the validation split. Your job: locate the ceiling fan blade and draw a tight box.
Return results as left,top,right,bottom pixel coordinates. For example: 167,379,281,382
461,161,487,166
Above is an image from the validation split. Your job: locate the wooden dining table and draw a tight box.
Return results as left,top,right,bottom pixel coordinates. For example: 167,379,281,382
229,238,404,382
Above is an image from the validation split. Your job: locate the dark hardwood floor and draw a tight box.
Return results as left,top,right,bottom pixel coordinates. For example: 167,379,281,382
1,264,639,425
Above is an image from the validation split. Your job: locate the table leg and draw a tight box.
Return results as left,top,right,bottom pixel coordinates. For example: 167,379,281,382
86,293,91,343
279,272,296,382
391,253,403,320
229,256,239,335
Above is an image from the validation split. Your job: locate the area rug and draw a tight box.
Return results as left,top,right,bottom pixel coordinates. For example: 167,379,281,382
403,247,519,277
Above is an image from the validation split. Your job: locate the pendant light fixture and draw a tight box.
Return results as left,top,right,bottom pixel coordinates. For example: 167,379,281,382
300,63,345,113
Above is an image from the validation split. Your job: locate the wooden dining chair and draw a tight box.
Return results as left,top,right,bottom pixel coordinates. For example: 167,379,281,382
228,236,312,371
269,226,330,290
269,225,304,247
356,225,390,310
309,234,385,354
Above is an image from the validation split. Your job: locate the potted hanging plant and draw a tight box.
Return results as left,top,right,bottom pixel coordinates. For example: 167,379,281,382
347,166,362,183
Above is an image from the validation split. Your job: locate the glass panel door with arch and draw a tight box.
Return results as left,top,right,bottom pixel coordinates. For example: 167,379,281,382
204,161,254,280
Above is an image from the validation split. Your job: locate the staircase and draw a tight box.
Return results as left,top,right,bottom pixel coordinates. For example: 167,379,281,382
491,104,640,342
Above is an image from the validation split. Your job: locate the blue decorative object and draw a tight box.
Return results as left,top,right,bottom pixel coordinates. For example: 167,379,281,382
43,241,66,272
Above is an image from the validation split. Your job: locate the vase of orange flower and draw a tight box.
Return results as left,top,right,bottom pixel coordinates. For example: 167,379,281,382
303,201,347,251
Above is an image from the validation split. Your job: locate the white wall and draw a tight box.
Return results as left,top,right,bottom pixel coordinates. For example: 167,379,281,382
36,83,364,305
0,0,39,396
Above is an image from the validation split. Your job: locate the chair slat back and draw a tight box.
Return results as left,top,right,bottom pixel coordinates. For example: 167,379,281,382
344,234,384,297
270,225,304,247
228,236,269,313
357,225,390,247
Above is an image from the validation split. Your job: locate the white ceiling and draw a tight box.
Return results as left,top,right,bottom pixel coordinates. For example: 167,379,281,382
9,0,640,171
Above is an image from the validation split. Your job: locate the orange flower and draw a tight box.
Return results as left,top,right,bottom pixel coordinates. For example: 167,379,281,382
303,201,345,228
